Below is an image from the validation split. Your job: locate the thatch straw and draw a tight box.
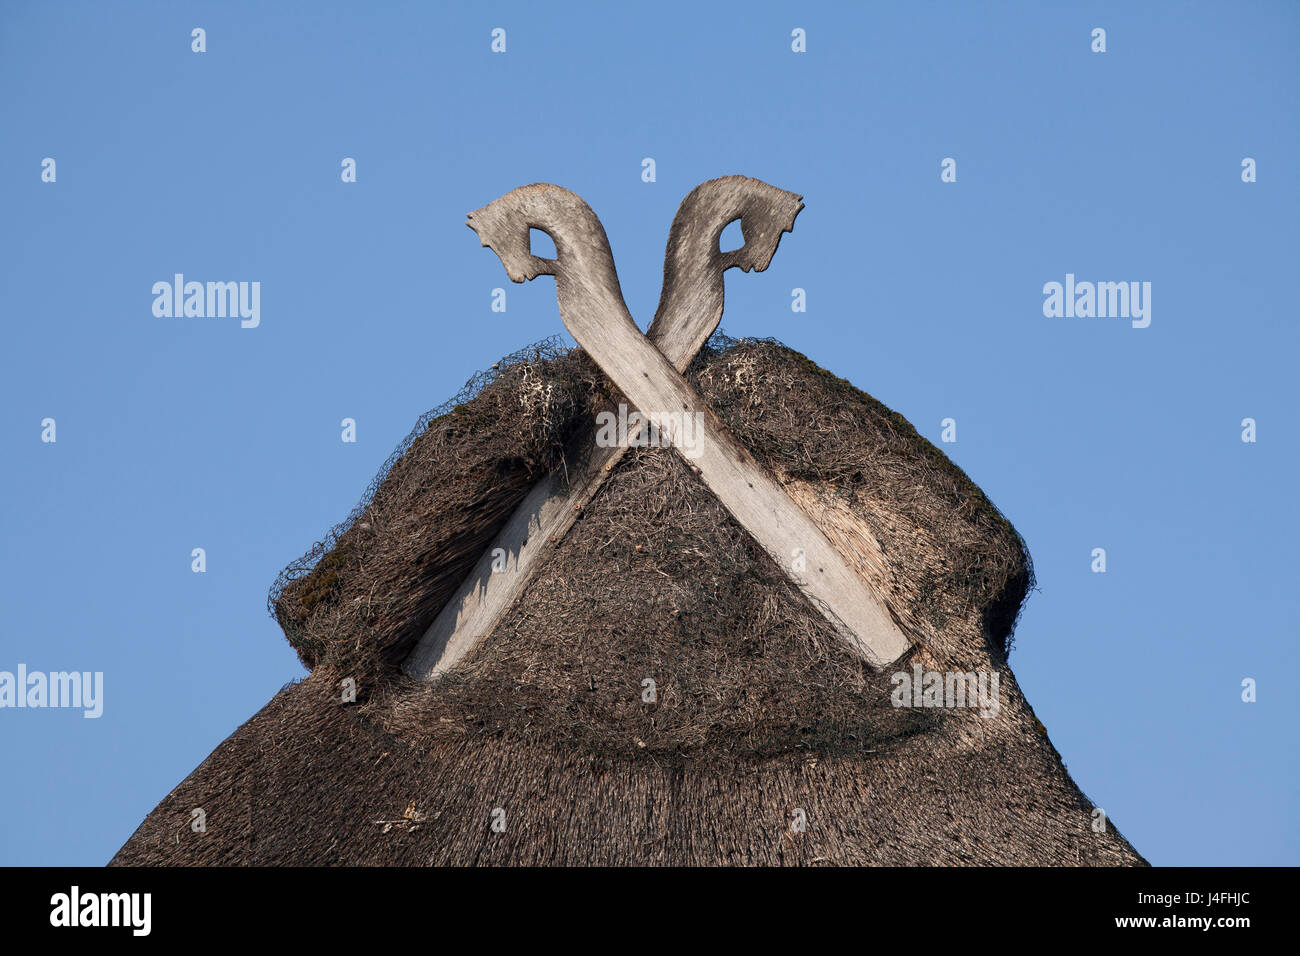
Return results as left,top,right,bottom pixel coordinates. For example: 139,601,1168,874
112,335,1145,866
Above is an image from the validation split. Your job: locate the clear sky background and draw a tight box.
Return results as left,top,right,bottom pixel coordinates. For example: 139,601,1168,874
1,1,1296,866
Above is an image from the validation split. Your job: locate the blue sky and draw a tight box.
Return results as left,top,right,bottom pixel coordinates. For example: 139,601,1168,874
1,1,1296,866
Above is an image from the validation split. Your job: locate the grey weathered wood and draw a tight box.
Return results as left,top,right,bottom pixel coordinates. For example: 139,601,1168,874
404,178,910,680
405,177,806,681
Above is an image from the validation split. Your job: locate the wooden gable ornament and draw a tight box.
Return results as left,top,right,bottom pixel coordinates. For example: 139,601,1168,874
405,177,911,682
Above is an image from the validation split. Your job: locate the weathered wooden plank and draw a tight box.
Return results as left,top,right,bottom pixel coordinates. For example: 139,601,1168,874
402,444,620,682
404,177,808,681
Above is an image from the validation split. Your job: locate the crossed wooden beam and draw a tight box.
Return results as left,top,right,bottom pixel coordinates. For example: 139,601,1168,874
403,176,910,681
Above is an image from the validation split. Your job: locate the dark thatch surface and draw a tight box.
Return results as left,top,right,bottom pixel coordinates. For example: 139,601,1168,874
111,336,1145,866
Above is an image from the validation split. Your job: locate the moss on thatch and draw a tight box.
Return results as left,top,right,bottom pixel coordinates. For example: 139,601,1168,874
112,335,1144,866
270,341,608,677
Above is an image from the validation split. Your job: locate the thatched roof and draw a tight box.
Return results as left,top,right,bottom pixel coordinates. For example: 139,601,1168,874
111,336,1145,865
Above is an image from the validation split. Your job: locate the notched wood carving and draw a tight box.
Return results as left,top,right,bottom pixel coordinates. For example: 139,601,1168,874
404,177,910,682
